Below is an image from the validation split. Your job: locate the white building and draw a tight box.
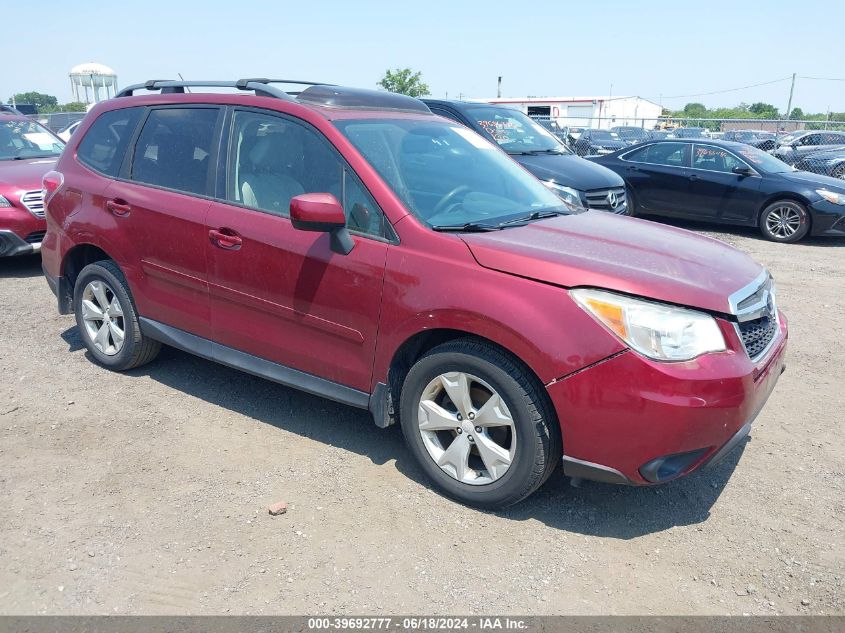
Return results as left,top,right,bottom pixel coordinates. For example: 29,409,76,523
482,96,663,130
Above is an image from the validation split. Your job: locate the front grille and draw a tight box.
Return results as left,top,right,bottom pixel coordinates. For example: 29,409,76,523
738,315,778,360
21,190,45,218
584,186,627,214
24,231,46,244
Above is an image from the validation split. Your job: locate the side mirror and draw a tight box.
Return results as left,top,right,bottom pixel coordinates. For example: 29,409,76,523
732,165,753,176
290,193,354,255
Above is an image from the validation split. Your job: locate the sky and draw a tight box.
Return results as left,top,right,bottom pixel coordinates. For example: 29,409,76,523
3,0,844,114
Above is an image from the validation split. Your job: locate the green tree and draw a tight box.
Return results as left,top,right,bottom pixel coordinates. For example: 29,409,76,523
788,107,804,120
682,102,708,117
377,68,429,97
748,102,780,118
60,102,88,112
8,91,58,110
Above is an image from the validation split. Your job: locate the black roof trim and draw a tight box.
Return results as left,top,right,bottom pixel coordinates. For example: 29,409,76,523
115,80,430,114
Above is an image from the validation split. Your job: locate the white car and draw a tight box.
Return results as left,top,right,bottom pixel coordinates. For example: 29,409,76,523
58,120,82,142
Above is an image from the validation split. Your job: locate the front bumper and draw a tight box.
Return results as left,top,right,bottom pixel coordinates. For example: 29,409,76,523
809,199,845,236
0,229,42,257
550,315,788,485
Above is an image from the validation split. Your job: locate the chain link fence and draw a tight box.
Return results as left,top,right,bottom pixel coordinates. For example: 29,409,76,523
529,115,845,180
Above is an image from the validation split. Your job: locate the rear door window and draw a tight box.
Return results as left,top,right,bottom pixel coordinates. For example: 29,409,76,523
129,107,220,196
76,107,143,177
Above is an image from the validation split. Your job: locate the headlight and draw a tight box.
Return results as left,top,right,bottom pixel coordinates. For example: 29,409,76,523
543,182,585,211
0,195,11,208
816,189,845,205
570,289,726,361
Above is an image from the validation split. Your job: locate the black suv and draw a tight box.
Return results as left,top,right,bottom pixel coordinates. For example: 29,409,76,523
422,100,628,214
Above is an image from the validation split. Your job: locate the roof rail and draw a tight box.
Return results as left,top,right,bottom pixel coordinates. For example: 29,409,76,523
116,78,334,101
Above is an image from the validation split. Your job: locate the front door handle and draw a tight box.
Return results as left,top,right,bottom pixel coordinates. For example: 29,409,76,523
106,199,131,217
209,228,242,250
689,174,699,181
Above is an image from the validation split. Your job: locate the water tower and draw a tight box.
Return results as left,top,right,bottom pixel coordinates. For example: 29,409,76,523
69,63,118,104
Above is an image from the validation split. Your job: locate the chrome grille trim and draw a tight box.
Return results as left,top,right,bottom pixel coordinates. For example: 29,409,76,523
21,190,46,218
584,186,627,214
728,270,779,361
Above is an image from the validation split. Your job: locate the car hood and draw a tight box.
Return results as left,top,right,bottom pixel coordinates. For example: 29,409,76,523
512,153,624,190
0,157,58,192
778,169,845,191
460,211,764,315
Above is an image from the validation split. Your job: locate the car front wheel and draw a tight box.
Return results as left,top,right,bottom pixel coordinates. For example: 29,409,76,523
759,200,810,243
399,339,561,509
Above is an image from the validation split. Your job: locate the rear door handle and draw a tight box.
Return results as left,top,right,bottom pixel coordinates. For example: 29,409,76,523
209,228,242,250
689,174,699,181
106,199,131,217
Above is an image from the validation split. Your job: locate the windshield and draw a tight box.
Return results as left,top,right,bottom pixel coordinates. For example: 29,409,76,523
613,127,649,140
463,106,569,154
0,119,64,160
778,131,807,145
590,130,620,141
336,118,569,228
735,146,794,173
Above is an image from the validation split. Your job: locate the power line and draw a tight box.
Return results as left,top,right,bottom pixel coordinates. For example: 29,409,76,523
799,75,845,81
654,76,792,100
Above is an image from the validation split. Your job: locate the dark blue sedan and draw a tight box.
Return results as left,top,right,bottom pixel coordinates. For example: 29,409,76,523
588,139,845,242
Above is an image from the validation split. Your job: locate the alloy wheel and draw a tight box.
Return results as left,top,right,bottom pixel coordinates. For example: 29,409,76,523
765,205,802,239
417,372,516,485
80,280,125,356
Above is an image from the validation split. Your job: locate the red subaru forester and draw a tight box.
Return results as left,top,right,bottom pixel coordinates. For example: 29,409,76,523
41,80,787,508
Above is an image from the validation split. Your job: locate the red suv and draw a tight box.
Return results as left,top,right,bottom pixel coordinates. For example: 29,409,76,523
0,108,65,256
41,80,787,508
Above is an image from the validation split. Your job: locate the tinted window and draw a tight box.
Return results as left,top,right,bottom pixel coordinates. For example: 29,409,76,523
228,110,386,237
625,142,691,167
692,145,744,172
77,108,141,176
130,108,218,195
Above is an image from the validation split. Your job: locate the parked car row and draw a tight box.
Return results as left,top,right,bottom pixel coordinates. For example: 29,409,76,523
588,138,845,242
25,78,792,509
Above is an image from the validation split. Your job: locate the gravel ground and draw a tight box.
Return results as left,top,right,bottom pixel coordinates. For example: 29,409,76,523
0,221,843,616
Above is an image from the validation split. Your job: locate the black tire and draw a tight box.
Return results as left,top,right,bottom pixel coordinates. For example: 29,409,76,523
832,164,845,181
759,200,811,243
399,339,561,509
73,260,160,371
625,186,638,217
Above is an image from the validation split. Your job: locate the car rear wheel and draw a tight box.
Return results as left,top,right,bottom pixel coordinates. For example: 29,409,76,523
399,339,561,509
759,200,810,243
73,260,160,370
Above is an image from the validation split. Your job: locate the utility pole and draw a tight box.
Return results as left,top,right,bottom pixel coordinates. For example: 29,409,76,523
497,76,502,99
784,72,796,131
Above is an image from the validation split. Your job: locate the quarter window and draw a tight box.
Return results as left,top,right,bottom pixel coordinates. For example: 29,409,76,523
692,145,745,173
227,110,386,237
77,107,142,177
625,143,691,167
130,108,219,195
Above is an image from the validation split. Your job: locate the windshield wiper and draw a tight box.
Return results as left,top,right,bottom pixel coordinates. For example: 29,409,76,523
507,148,564,156
497,210,566,227
431,222,502,233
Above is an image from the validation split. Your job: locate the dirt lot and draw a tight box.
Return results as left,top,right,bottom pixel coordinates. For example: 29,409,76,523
0,220,843,616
